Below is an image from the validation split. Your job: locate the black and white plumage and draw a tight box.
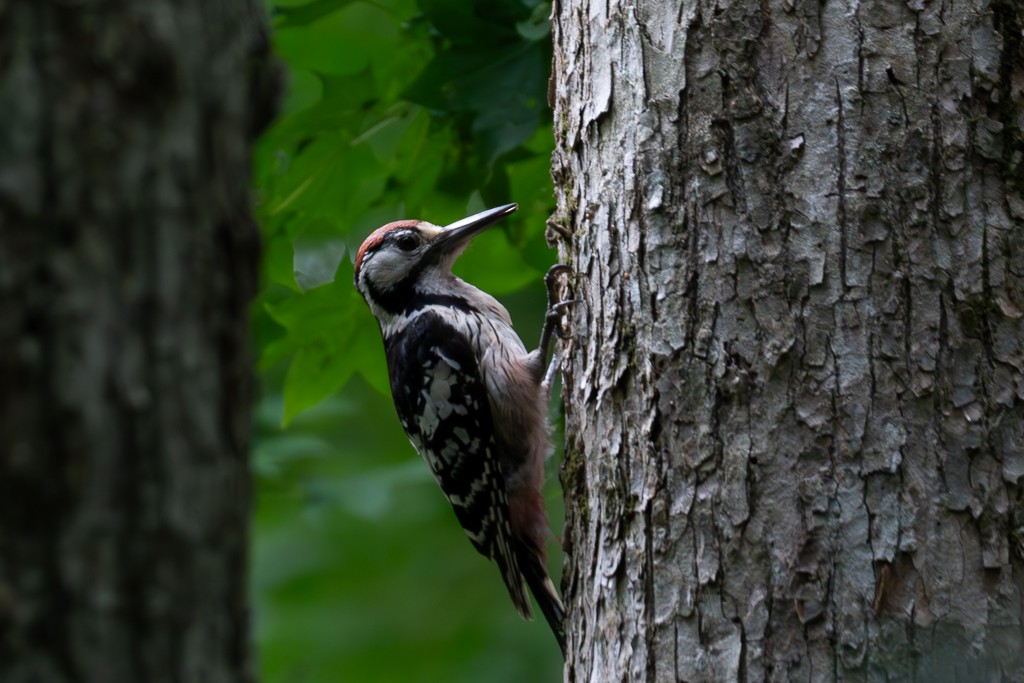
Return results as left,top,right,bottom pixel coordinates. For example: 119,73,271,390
353,203,566,654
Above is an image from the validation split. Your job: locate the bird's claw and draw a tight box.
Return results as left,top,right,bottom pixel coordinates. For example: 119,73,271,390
543,264,576,343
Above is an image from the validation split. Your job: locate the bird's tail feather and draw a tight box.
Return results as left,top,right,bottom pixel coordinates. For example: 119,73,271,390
492,529,534,621
517,542,567,657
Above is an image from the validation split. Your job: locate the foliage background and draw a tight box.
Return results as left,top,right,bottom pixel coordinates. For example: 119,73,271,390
250,0,563,680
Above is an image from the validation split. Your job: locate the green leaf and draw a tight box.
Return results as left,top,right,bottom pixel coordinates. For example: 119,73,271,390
273,3,400,76
267,137,388,226
280,68,323,115
419,0,533,44
266,70,379,142
506,147,557,270
282,341,357,425
452,225,541,295
516,3,552,42
405,40,546,164
273,0,359,26
291,216,348,290
349,314,391,395
259,264,358,368
253,432,334,478
263,231,300,291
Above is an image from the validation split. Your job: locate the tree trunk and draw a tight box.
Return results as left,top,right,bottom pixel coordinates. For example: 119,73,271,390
552,0,1024,680
0,4,275,682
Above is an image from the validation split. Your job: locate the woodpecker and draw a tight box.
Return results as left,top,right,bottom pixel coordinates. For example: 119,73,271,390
353,203,569,654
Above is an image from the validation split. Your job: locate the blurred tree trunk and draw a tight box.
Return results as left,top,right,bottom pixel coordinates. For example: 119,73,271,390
552,0,1024,680
0,3,276,682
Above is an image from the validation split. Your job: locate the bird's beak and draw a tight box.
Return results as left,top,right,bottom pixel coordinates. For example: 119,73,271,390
430,203,518,258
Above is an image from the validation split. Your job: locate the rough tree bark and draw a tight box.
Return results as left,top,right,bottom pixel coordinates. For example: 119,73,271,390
0,4,275,682
552,0,1024,680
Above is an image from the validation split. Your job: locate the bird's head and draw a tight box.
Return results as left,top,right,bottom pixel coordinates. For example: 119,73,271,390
354,203,517,316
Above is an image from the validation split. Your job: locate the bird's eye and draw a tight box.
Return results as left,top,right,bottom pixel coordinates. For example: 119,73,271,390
396,234,419,252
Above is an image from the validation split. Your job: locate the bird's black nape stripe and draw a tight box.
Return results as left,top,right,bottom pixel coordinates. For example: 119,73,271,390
363,275,474,316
